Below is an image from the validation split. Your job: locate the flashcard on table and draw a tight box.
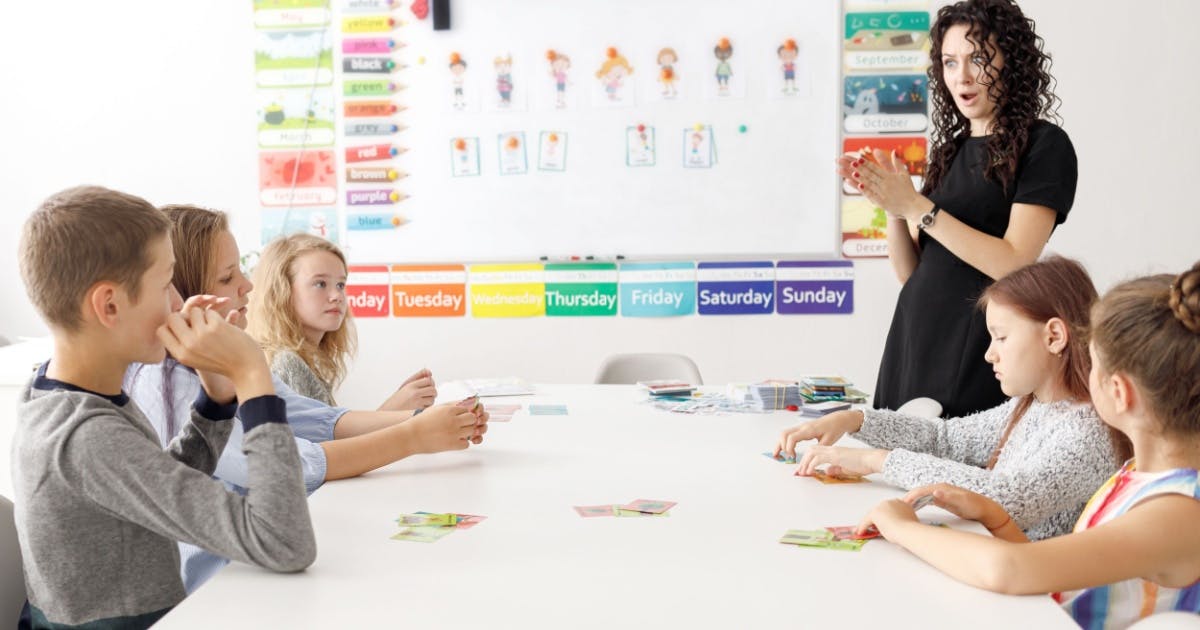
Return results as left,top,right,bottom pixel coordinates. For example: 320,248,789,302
450,137,481,177
763,452,797,465
614,509,669,518
798,470,868,484
843,74,929,134
257,88,336,148
825,525,880,541
413,511,487,530
574,505,617,518
626,125,656,167
528,404,568,416
620,499,676,514
593,46,636,108
683,125,715,169
538,131,568,172
779,529,864,551
391,526,456,543
497,132,528,175
397,513,456,527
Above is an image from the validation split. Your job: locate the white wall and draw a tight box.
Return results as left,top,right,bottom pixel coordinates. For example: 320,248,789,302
1,1,1196,410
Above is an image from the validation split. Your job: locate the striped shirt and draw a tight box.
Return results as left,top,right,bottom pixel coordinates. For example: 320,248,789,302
1055,461,1200,629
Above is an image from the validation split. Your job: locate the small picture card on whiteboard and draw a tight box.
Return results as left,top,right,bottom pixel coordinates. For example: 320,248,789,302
645,45,686,103
447,51,481,113
767,38,811,99
497,131,528,175
484,52,527,112
450,137,481,177
541,48,583,111
626,125,656,167
704,37,746,100
841,196,889,258
683,125,715,169
593,47,636,109
538,131,568,172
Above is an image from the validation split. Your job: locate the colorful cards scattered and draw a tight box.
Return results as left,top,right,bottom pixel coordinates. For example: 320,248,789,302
779,529,865,551
762,452,798,465
799,470,868,484
391,512,487,542
573,499,678,518
529,404,568,416
825,525,880,541
484,403,521,422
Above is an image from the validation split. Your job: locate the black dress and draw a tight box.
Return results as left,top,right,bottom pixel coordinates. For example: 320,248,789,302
873,121,1078,418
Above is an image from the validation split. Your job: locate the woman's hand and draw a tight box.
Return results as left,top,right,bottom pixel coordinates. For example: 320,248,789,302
840,149,931,221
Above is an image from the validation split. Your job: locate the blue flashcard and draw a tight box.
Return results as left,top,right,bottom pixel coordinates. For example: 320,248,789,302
529,404,568,416
619,262,696,317
776,261,854,314
697,261,775,315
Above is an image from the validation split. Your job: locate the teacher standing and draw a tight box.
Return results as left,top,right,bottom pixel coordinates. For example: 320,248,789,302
840,0,1077,417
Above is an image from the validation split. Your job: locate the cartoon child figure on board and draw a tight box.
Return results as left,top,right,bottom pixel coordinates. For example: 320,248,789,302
449,52,467,110
713,38,733,95
778,39,799,94
494,54,513,108
657,47,679,98
689,132,704,164
546,49,571,109
596,47,633,102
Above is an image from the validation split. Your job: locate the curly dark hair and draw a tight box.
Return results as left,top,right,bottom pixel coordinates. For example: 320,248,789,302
922,0,1061,195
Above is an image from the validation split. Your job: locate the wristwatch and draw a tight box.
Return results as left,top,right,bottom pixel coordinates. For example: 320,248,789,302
917,205,942,231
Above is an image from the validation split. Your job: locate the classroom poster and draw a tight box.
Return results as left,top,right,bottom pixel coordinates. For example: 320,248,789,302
544,263,618,317
468,264,546,318
391,265,467,317
843,10,931,72
346,265,391,318
775,261,854,314
618,263,696,317
696,262,775,315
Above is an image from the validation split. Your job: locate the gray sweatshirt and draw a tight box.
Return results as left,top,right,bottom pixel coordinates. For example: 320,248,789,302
856,397,1122,541
270,349,335,406
11,363,316,627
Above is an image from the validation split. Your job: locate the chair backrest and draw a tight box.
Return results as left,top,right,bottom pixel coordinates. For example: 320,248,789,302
895,397,943,419
595,353,703,385
1128,612,1200,629
0,494,26,627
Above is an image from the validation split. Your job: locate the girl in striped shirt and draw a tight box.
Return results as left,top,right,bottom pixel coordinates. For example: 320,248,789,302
859,260,1200,629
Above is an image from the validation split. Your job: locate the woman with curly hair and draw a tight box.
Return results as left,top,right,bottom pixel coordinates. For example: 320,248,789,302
839,0,1077,418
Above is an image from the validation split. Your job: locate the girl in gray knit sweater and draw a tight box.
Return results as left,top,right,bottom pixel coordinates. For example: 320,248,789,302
774,257,1129,540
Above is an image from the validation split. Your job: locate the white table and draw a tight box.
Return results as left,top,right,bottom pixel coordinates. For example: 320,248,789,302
161,385,1074,629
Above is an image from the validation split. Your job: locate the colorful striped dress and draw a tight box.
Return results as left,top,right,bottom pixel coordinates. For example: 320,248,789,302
1055,461,1200,629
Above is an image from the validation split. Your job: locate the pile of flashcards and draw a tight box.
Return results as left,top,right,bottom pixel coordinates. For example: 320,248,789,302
485,403,521,422
779,526,878,552
763,451,868,483
574,499,677,518
800,376,869,404
391,512,487,542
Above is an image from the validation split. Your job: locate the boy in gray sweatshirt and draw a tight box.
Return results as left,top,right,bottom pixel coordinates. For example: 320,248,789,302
11,186,315,629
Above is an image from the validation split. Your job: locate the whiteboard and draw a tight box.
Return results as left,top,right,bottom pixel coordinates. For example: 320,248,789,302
338,0,842,263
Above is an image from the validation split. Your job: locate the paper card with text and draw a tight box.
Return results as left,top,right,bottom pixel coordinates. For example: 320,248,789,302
618,263,696,317
469,264,545,318
544,263,618,317
391,265,467,317
346,265,390,318
697,262,775,316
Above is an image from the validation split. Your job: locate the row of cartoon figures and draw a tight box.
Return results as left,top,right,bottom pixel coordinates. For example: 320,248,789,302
448,38,804,110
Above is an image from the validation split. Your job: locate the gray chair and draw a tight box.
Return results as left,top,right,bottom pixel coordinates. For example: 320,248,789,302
895,397,943,418
595,353,703,385
1,494,26,627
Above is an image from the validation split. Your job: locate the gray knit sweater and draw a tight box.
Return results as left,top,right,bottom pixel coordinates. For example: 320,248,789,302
855,397,1122,541
270,349,335,406
11,364,316,627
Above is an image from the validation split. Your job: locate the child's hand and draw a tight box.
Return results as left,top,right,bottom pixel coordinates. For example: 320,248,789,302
774,410,865,459
379,369,437,411
794,445,888,478
857,498,919,538
903,483,1011,531
157,306,273,401
407,403,483,454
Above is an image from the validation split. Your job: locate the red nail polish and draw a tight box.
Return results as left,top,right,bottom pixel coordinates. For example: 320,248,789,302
852,172,859,179
858,183,865,190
